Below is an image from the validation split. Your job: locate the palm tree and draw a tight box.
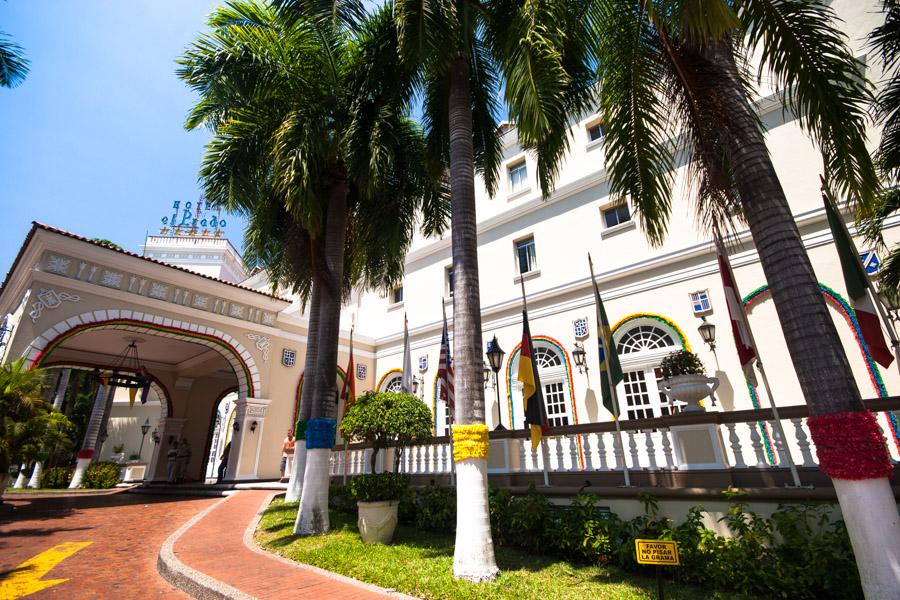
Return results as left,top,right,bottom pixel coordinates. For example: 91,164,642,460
0,359,46,493
179,0,447,534
0,32,29,88
593,1,896,595
394,0,594,581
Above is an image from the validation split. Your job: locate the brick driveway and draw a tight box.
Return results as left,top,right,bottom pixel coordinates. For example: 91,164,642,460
0,490,218,599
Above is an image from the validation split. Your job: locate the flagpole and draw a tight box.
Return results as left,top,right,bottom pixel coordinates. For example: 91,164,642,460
715,233,802,487
342,323,355,485
443,302,456,487
821,178,900,379
519,278,551,486
588,255,631,487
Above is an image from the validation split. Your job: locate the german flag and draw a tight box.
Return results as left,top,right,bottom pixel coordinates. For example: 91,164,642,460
518,310,549,449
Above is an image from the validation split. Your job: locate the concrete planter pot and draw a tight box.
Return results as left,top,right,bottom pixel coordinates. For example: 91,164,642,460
357,500,399,544
660,374,719,412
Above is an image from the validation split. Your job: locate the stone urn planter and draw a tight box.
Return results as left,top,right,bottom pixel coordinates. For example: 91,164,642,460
660,374,720,412
357,500,400,544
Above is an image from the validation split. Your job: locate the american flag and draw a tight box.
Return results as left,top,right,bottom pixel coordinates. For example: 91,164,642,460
437,311,455,417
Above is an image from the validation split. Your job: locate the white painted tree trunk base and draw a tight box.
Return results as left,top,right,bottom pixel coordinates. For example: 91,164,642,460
833,477,900,599
452,458,499,582
69,457,92,489
285,445,306,503
27,461,43,488
294,448,330,535
13,465,27,489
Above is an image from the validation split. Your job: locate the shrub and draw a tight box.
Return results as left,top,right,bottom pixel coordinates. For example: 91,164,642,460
42,466,73,489
83,461,120,489
660,350,705,378
328,483,357,512
349,473,410,502
339,391,433,473
112,443,125,454
407,485,456,531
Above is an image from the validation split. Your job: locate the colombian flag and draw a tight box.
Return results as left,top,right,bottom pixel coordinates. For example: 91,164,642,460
518,311,549,449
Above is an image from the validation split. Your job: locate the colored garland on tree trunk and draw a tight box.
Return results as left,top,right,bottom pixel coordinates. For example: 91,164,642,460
807,411,894,480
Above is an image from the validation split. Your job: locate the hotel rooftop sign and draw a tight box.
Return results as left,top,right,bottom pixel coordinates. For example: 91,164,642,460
159,200,227,238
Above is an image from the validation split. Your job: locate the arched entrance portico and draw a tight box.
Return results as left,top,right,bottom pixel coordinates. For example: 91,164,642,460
23,313,270,483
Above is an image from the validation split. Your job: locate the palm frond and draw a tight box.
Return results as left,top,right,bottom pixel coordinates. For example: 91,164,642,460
0,32,29,88
737,0,878,211
595,0,675,245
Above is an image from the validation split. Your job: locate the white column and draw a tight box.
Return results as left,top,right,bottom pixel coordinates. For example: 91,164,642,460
51,368,72,411
225,397,270,481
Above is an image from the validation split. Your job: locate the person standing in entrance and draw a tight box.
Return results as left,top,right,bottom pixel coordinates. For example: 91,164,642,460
217,440,231,483
166,440,179,483
280,430,294,481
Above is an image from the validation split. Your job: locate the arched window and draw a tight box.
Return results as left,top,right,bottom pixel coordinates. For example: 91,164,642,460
382,374,403,392
616,325,675,354
613,320,683,420
515,343,571,428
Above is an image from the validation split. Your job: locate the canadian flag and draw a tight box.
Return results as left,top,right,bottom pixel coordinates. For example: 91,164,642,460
716,237,758,385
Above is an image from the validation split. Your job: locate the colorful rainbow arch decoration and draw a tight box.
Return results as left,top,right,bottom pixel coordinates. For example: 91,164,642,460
504,335,583,469
375,368,403,392
610,313,692,351
743,283,900,453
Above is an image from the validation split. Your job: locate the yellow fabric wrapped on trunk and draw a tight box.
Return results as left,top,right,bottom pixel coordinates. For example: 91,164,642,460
452,424,489,462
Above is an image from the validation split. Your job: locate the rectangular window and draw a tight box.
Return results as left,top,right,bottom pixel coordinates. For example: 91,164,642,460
446,266,454,298
515,237,537,274
508,161,528,193
602,203,631,229
543,381,569,428
587,121,606,142
689,290,712,314
622,370,654,420
392,286,404,304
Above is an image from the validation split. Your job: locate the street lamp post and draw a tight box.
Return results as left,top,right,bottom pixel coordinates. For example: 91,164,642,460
486,335,506,431
138,418,151,458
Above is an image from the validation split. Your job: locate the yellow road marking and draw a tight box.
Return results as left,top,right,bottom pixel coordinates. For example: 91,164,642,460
0,542,92,600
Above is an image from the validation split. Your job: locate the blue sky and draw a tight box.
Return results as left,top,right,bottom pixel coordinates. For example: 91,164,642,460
0,1,246,273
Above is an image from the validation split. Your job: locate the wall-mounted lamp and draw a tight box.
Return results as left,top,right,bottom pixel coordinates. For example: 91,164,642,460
250,420,258,433
571,342,587,374
151,428,160,444
698,316,716,351
233,421,240,432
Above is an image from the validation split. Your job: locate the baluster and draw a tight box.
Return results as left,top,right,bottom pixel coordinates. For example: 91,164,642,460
518,437,528,472
553,436,564,471
428,444,436,473
612,432,625,471
644,431,657,470
596,433,609,470
769,420,792,468
660,428,674,469
531,443,541,471
443,442,450,472
568,435,580,471
748,422,768,467
723,423,746,468
582,434,594,470
628,432,640,469
791,418,816,468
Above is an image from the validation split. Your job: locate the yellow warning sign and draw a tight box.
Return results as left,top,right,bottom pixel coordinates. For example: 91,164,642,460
635,539,680,566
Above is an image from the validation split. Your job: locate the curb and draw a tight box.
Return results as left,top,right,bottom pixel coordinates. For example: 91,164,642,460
156,494,256,600
243,493,420,600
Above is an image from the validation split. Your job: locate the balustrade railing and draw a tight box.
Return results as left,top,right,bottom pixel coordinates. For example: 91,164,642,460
328,398,900,483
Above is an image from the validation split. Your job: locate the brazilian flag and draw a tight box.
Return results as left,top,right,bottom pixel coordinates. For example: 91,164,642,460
592,271,623,418
518,310,549,449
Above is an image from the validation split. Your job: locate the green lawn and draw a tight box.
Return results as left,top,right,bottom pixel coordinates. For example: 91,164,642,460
256,499,745,600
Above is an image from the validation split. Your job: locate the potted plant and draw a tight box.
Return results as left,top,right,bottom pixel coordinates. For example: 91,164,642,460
659,350,719,412
349,472,410,543
111,443,126,464
339,391,432,543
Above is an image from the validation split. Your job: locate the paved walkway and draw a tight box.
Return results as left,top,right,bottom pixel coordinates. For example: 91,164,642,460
172,490,400,599
0,489,219,599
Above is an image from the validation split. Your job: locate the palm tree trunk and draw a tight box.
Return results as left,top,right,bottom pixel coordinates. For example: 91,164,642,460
296,171,349,535
287,280,322,505
700,41,899,598
70,383,112,488
27,461,43,488
447,53,499,582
